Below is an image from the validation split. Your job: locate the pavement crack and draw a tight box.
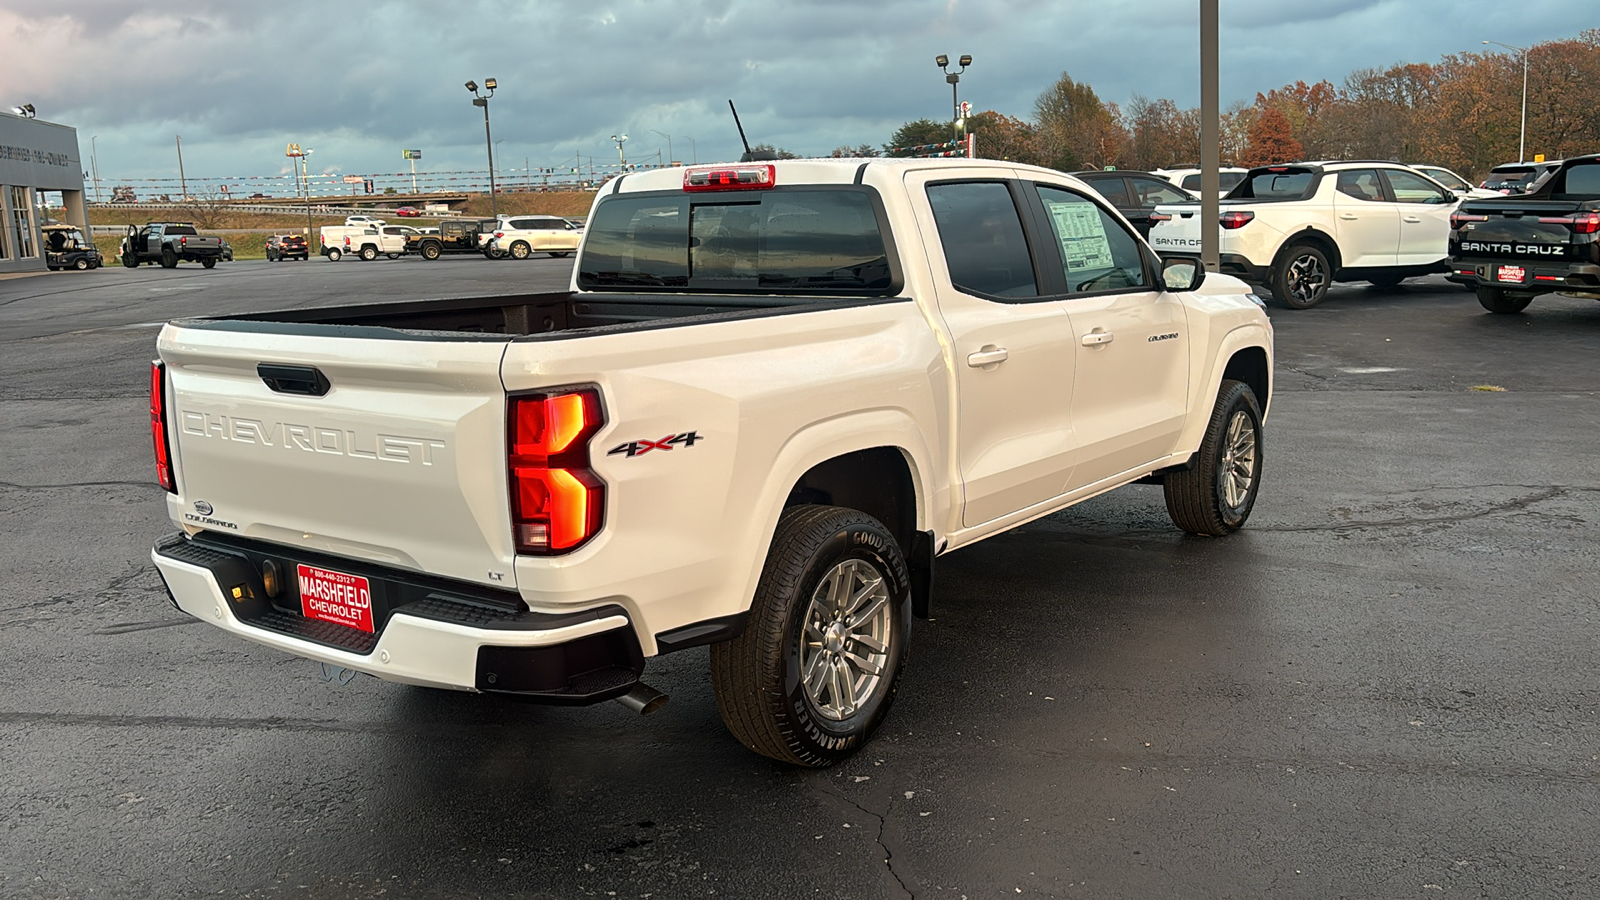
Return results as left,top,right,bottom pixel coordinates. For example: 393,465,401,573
0,479,158,492
815,781,913,899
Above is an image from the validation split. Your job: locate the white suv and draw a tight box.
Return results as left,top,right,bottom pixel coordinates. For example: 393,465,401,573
486,215,583,260
1153,167,1249,198
1149,161,1461,309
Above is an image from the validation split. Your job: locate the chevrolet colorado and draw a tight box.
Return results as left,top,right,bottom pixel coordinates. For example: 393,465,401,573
148,158,1274,766
1447,154,1600,313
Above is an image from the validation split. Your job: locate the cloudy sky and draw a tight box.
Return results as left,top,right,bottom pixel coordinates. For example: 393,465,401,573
0,0,1581,191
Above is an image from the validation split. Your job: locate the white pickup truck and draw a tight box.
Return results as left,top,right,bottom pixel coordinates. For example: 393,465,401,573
319,224,417,261
1148,161,1461,308
148,158,1273,766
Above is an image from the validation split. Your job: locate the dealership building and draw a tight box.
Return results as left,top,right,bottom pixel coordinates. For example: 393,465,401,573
1,108,91,274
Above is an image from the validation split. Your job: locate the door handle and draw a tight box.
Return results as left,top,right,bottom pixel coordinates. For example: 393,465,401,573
1081,330,1115,347
1338,213,1359,220
1402,215,1422,223
966,346,1009,368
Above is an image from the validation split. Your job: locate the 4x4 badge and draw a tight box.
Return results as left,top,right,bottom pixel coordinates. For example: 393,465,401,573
607,431,703,458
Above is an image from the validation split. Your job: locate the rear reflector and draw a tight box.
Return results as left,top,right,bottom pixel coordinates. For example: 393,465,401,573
150,361,175,493
684,164,776,192
508,388,605,554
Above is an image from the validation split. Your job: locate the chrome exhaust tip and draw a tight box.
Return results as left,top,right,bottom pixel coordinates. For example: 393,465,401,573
616,683,669,716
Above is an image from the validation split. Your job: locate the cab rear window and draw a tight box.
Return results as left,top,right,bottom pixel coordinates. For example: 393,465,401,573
578,188,894,294
1559,163,1600,198
1231,169,1316,200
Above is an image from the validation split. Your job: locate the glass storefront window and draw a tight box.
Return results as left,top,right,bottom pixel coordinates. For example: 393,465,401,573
11,186,37,259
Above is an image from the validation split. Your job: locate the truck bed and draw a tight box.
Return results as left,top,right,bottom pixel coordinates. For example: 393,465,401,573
175,291,902,340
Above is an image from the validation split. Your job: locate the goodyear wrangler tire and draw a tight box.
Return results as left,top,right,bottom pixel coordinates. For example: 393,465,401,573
1164,379,1263,536
710,505,910,767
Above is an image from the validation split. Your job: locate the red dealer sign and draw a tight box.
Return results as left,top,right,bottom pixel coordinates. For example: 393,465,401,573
297,564,374,633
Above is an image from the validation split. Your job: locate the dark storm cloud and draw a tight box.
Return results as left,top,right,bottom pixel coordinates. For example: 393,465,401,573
0,0,1579,180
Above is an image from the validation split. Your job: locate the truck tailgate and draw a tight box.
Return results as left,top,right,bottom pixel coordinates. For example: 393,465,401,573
1148,202,1207,255
158,324,517,589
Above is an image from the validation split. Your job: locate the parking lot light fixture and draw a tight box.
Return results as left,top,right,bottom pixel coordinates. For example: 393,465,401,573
610,134,628,168
651,130,674,165
467,79,499,217
936,55,972,140
1482,40,1529,162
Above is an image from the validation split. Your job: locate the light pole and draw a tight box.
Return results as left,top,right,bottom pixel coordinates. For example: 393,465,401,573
1483,41,1529,161
302,149,314,240
175,134,187,200
90,135,101,203
684,135,697,164
466,78,499,217
610,134,628,170
650,129,674,165
936,54,972,141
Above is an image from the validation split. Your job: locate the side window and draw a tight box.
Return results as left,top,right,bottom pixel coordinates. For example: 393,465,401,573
1335,169,1384,202
1383,169,1451,204
1180,174,1203,191
1129,177,1191,208
1086,178,1131,207
1034,185,1148,293
925,182,1038,299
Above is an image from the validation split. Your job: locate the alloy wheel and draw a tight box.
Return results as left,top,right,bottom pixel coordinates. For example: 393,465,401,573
799,558,893,721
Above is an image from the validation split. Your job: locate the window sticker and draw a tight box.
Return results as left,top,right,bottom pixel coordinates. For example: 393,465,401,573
1043,199,1114,273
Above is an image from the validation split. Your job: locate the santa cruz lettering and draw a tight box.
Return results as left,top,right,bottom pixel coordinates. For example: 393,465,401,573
1457,241,1568,257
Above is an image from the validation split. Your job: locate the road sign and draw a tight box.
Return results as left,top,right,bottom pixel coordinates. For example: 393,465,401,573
403,149,422,160
342,175,363,184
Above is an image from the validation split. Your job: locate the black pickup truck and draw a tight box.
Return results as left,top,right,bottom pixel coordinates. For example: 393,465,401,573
1448,154,1600,313
406,218,498,260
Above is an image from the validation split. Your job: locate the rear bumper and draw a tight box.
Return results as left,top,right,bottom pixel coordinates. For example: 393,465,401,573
1446,259,1600,294
151,532,644,703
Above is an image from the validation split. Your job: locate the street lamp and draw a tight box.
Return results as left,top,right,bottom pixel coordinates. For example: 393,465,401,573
1482,41,1529,161
610,134,628,169
650,130,675,166
936,54,972,140
466,78,499,217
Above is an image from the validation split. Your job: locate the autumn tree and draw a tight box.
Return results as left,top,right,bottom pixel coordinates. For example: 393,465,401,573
1254,79,1339,158
1034,72,1125,170
967,110,1041,164
1122,95,1200,170
1219,101,1257,167
1241,106,1303,167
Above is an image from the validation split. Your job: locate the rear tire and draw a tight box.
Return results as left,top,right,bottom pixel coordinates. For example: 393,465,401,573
327,248,343,262
710,505,910,767
1269,244,1330,309
73,258,90,270
509,241,531,260
1476,286,1533,314
550,251,571,258
386,253,400,260
359,246,378,261
201,258,217,269
1164,379,1264,536
1367,271,1405,288
420,242,441,260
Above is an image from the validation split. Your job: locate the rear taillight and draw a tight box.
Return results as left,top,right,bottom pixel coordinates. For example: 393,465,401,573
150,361,175,493
1148,212,1172,224
1450,212,1489,229
1219,211,1254,229
684,164,776,192
508,388,605,554
495,231,504,239
180,236,187,245
1571,212,1600,234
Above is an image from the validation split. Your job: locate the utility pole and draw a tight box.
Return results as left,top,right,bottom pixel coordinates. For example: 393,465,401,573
1200,0,1220,273
90,135,101,204
175,135,187,200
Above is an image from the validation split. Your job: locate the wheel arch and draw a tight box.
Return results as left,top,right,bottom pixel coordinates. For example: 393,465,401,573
1177,324,1274,454
1273,227,1342,272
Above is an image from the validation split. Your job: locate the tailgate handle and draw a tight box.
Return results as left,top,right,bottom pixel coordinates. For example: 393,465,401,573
257,364,330,397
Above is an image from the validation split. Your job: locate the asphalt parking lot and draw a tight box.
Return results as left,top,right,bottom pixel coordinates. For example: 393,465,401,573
3,260,1598,899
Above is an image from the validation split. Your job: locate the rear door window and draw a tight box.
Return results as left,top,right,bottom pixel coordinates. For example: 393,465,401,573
925,181,1039,299
1237,169,1317,200
1084,178,1131,208
1128,177,1191,209
1335,169,1386,202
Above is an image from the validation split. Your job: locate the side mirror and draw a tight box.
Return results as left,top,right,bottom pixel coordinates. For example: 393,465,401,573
1161,256,1206,292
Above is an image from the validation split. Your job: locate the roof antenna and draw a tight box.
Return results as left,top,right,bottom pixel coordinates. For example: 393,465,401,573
729,100,777,162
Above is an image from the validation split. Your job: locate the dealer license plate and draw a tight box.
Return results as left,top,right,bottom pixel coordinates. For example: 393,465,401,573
1497,265,1526,283
297,564,374,633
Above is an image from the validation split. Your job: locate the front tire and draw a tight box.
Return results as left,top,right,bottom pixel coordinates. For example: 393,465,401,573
710,505,910,767
122,253,138,268
160,248,178,269
73,258,90,270
550,251,571,258
1476,286,1533,314
1164,379,1264,536
1367,271,1405,289
1270,244,1330,309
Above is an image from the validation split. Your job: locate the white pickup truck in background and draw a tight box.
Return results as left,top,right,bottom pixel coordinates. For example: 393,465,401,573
148,158,1273,766
1148,161,1461,308
319,224,418,261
